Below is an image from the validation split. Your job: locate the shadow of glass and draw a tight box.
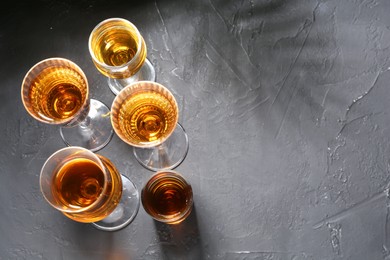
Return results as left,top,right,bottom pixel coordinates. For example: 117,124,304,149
66,222,135,259
153,204,204,259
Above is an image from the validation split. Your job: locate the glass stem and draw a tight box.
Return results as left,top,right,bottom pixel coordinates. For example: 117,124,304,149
155,143,171,170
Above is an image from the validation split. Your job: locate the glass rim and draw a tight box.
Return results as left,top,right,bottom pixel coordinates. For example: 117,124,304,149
111,80,179,148
88,17,143,70
20,57,89,125
147,170,190,184
39,146,109,213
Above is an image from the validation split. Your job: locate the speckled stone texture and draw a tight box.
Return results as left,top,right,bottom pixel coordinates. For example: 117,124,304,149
1,0,390,259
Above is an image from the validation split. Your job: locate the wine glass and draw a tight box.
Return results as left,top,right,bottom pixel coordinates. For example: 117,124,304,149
88,18,156,96
40,146,140,231
21,57,113,152
141,170,193,224
111,81,189,171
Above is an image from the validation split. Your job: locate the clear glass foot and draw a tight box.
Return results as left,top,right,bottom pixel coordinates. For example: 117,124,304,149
59,99,113,152
108,58,156,95
133,123,189,171
92,175,140,231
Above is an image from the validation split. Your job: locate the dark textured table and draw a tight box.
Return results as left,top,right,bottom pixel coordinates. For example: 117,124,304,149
1,0,390,259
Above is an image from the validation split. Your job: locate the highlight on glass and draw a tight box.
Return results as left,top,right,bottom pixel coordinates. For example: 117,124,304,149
111,81,189,171
141,170,193,224
21,57,113,152
40,146,140,231
89,17,156,95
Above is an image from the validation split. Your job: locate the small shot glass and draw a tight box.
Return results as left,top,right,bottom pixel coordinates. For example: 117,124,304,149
141,170,193,224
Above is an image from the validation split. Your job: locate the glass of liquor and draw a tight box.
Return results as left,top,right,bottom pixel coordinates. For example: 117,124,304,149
141,170,193,224
21,58,113,152
89,18,156,96
40,146,140,231
111,81,189,171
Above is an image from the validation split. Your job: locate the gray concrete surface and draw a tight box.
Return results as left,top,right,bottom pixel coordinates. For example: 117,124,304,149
1,0,390,259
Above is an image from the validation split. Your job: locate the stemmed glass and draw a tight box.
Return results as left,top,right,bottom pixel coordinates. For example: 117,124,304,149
89,18,156,96
21,58,113,152
111,81,189,171
40,146,140,231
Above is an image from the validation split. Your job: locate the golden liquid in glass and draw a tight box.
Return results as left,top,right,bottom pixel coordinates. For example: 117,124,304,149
53,158,104,209
28,67,86,122
90,20,147,78
52,156,122,223
117,91,178,145
95,30,138,66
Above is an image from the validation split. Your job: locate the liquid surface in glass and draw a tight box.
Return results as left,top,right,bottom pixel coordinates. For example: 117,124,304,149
118,91,177,145
142,173,192,220
53,158,105,209
94,28,139,66
28,67,86,121
148,180,189,216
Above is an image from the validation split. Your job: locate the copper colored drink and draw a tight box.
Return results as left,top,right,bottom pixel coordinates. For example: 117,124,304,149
141,171,193,224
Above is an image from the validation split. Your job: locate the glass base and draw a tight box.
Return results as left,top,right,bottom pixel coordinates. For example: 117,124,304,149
92,175,140,231
108,58,156,95
59,99,113,152
133,123,189,171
